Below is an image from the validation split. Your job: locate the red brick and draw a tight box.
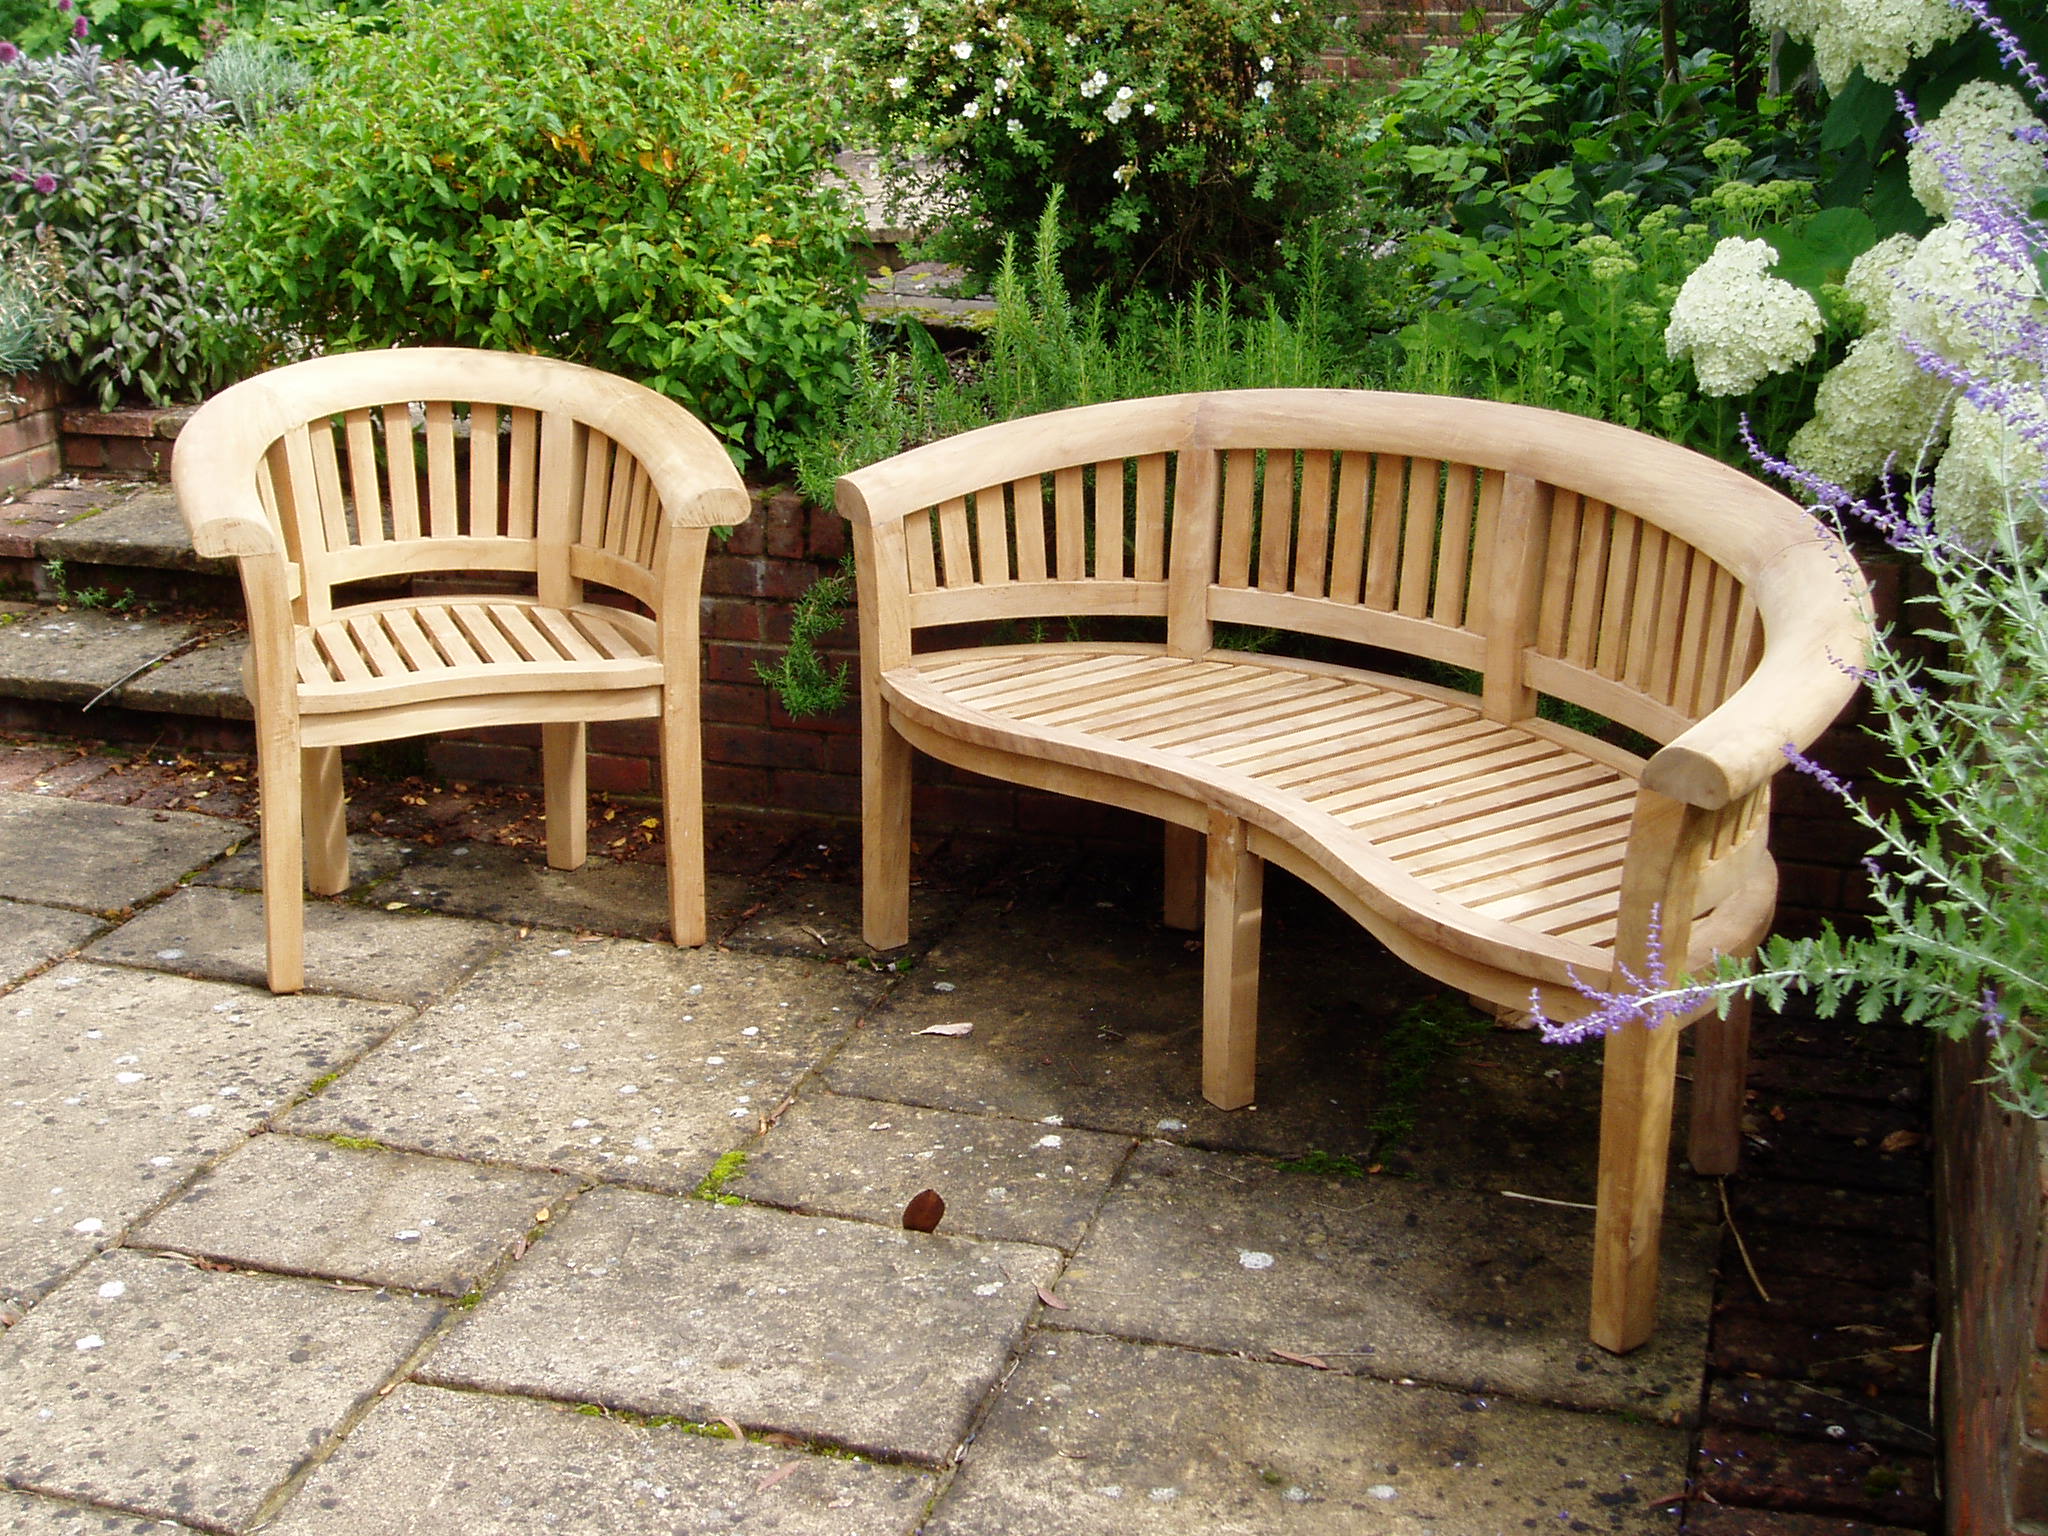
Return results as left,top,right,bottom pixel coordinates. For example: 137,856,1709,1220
0,440,61,493
768,768,860,818
586,753,650,794
700,681,768,726
807,504,848,561
703,761,774,807
0,411,56,459
822,732,863,777
426,741,536,783
1,373,66,415
1775,861,1842,914
913,781,1017,830
702,596,764,642
707,640,775,687
60,434,105,469
1015,791,1151,844
760,490,808,560
768,692,857,733
96,435,170,475
703,723,823,773
722,514,765,558
589,719,662,757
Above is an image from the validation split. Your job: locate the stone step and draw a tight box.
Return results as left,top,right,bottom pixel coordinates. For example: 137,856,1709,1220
3,478,241,610
0,599,250,725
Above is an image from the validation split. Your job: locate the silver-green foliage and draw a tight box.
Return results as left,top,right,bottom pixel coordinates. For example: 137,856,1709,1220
196,37,310,128
0,234,63,379
0,44,241,407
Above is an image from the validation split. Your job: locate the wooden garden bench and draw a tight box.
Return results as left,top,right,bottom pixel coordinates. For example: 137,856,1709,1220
174,347,749,995
838,389,1868,1353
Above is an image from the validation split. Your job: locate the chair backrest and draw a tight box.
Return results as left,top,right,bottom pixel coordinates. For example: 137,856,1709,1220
176,348,748,626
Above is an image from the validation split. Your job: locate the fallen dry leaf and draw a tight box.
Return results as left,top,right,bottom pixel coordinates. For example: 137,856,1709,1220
902,1188,946,1233
1880,1130,1926,1154
756,1460,803,1494
1035,1285,1069,1311
718,1417,746,1444
916,1022,974,1038
1271,1350,1332,1370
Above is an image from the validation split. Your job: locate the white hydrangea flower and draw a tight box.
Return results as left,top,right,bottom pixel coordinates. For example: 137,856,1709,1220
1080,69,1109,98
1907,80,2044,220
1788,0,1970,92
1665,237,1826,396
1895,219,2042,368
1842,233,1919,330
1788,329,1950,489
1933,396,2048,545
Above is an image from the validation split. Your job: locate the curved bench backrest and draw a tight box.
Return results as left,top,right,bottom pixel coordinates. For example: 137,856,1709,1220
176,349,747,626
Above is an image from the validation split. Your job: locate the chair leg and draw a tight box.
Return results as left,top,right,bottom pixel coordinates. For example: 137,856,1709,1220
1590,1020,1682,1353
1201,811,1263,1110
301,746,349,896
660,702,706,948
1162,822,1202,931
257,732,306,995
542,721,587,872
1687,993,1752,1176
863,711,913,952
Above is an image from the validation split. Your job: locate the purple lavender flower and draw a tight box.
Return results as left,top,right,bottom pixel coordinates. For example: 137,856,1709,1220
1782,743,1854,800
1982,987,2008,1037
1949,0,2048,106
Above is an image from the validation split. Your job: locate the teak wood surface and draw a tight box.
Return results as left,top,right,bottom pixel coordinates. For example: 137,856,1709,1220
173,347,750,996
839,388,1870,1354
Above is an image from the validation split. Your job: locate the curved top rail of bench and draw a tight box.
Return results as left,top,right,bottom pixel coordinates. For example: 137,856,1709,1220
837,389,1872,812
175,348,751,563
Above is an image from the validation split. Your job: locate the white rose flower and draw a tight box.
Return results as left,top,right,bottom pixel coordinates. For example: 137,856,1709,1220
1080,69,1109,98
1664,237,1825,396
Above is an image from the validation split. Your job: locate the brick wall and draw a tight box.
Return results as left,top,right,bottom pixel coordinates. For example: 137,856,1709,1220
59,402,192,478
1326,0,1528,73
1935,1021,2048,1535
0,373,67,494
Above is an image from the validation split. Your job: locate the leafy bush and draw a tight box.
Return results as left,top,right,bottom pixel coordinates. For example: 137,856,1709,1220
815,0,1374,294
0,0,394,67
195,35,309,127
0,43,247,407
212,0,864,455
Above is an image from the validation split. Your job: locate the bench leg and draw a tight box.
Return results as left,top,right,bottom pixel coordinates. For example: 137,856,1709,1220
1687,994,1752,1176
302,746,350,896
257,731,305,995
1590,1020,1681,1353
542,721,588,872
863,713,913,951
1202,812,1263,1110
1163,822,1203,931
661,696,707,948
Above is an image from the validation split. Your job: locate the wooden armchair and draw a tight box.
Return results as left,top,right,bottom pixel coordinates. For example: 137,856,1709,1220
173,348,750,992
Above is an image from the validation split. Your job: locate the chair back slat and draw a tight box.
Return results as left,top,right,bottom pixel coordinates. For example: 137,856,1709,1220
1217,449,1257,589
381,404,423,542
1012,475,1048,582
1133,454,1169,582
505,407,540,540
424,401,460,538
1095,459,1127,581
341,410,384,546
468,404,501,539
975,486,1012,586
1053,465,1088,580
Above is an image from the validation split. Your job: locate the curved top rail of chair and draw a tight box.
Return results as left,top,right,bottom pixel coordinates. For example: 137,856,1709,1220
173,348,751,561
836,388,1870,811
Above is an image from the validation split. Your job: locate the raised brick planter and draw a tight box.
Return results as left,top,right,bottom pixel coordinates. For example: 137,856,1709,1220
60,401,194,478
0,372,68,494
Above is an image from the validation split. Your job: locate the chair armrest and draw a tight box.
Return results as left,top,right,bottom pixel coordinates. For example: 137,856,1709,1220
169,427,283,562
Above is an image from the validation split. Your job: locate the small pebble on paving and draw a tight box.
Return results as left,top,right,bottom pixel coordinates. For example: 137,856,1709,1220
417,1186,1060,1467
0,1251,439,1532
0,791,241,912
732,1089,1133,1251
283,937,880,1193
922,1332,1688,1536
259,1383,934,1536
0,962,402,1310
132,1133,575,1297
84,885,511,1005
1053,1140,1714,1425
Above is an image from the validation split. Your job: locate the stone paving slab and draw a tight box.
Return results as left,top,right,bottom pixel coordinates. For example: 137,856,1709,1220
0,963,404,1310
283,938,880,1191
0,791,240,911
0,899,101,984
923,1331,1687,1536
0,1250,440,1533
418,1187,1061,1465
261,1384,934,1536
1054,1141,1714,1425
0,611,193,706
721,877,965,962
733,1090,1132,1251
186,835,410,895
84,885,510,1005
133,1134,575,1298
0,1489,190,1533
369,840,753,943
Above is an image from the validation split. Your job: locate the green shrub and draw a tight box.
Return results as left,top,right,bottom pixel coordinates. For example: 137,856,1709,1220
212,0,864,455
0,233,64,380
195,35,309,127
0,43,248,407
816,0,1374,295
